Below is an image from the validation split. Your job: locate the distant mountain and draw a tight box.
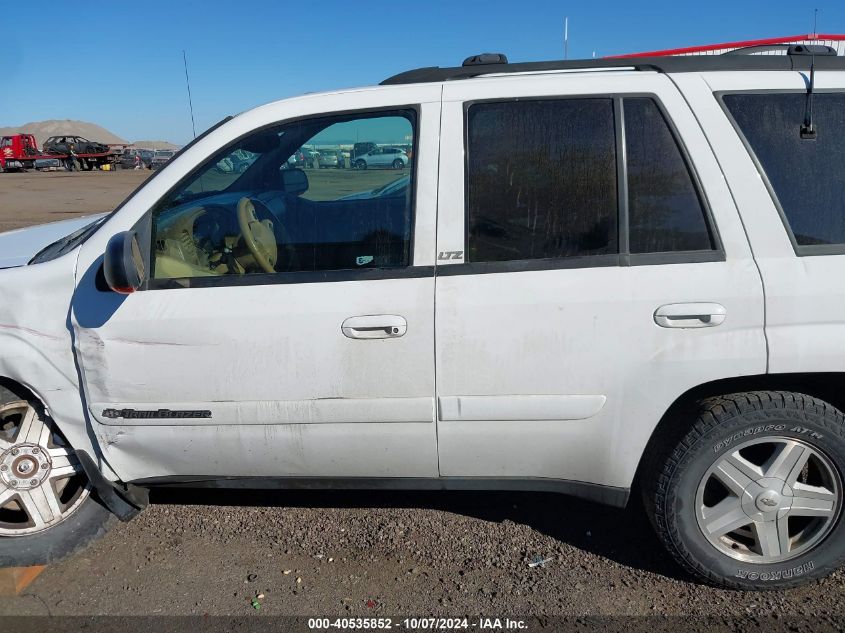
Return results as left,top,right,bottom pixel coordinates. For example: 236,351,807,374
0,120,127,147
132,140,181,151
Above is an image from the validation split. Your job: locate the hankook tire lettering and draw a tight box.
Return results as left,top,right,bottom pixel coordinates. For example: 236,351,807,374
735,561,815,581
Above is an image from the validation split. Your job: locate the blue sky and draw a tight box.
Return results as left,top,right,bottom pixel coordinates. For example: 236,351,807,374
2,0,842,144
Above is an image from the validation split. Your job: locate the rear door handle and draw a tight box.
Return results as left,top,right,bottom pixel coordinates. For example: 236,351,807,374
341,315,407,339
654,303,726,328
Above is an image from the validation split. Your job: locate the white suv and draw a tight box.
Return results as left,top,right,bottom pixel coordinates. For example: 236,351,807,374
1,48,844,590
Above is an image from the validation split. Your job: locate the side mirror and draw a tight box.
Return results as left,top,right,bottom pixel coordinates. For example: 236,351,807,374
280,167,309,195
103,231,146,294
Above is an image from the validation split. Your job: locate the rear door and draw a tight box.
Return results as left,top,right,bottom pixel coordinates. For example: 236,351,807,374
681,71,845,377
434,71,767,492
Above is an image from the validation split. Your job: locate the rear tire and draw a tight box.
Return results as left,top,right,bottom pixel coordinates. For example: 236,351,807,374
644,391,845,589
355,160,367,170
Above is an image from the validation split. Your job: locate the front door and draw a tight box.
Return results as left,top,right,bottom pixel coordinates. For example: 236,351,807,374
72,92,442,482
434,71,767,492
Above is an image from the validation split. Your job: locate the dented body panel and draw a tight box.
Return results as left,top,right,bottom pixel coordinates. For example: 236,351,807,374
0,253,118,478
70,84,442,482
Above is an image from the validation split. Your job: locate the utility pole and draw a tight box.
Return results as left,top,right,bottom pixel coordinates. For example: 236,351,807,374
564,17,569,59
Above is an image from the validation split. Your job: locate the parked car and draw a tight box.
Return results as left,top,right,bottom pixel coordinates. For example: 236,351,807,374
150,150,176,169
317,149,344,169
2,49,845,591
284,149,317,169
43,136,109,155
119,150,153,170
353,147,408,170
215,152,254,174
352,141,378,159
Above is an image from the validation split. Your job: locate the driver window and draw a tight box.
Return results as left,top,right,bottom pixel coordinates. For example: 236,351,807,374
149,110,416,287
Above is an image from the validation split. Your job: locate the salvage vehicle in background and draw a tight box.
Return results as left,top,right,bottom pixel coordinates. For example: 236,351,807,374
43,136,109,155
2,47,845,591
150,150,176,169
1,134,117,171
119,150,154,170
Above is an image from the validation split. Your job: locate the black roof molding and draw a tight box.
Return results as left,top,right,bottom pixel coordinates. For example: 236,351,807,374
463,53,509,66
725,43,837,56
381,54,845,85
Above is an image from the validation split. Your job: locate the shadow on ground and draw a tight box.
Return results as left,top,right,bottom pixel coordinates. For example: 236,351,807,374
148,487,687,582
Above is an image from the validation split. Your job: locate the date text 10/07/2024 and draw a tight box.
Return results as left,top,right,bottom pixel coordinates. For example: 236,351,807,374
307,617,529,630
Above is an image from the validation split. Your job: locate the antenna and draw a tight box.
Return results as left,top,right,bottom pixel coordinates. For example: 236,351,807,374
564,17,569,60
182,50,197,140
812,8,818,38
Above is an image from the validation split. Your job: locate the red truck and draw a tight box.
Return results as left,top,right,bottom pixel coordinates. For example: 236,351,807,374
0,134,117,172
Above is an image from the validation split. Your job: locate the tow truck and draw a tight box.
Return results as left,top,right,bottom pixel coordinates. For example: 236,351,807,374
0,134,118,172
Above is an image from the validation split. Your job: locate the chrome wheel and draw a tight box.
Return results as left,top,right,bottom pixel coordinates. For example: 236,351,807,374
696,436,840,563
0,401,90,536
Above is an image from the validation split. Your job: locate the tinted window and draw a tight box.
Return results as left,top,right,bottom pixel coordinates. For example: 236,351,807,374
150,111,415,285
724,92,845,247
624,98,714,253
467,99,617,262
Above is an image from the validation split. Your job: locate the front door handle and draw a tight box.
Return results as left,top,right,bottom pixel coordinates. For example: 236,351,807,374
654,303,726,328
341,315,407,339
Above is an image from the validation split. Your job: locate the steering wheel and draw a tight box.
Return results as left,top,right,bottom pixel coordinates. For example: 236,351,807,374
237,197,278,273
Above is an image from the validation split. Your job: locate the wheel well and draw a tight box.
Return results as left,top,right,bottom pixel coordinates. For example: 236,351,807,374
632,372,845,496
0,377,35,404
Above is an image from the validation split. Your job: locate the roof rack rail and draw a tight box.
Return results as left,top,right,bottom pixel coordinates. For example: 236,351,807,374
380,53,845,85
724,43,837,56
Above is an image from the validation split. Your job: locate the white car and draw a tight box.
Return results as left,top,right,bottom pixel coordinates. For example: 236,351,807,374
353,146,409,170
1,47,845,591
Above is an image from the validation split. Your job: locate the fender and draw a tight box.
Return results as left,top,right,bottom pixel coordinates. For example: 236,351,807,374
0,256,120,481
0,336,119,482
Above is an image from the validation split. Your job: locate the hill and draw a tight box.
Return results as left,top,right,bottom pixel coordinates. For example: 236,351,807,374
0,120,127,147
132,140,181,150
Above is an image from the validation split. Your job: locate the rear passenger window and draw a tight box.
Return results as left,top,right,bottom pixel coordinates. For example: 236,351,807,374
466,99,618,262
724,93,845,250
465,97,716,265
624,98,714,253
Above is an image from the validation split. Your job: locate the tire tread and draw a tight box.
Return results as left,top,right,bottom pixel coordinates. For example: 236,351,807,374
646,390,845,589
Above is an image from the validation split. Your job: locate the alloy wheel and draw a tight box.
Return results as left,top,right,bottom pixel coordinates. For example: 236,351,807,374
696,436,840,563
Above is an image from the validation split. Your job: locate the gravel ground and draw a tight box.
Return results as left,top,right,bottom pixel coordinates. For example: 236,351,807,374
1,489,844,622
1,170,845,627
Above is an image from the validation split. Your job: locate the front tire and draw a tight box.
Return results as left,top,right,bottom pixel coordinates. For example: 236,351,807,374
0,401,115,566
645,391,845,589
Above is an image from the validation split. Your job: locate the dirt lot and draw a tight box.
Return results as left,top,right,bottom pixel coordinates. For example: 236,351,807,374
1,170,844,627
